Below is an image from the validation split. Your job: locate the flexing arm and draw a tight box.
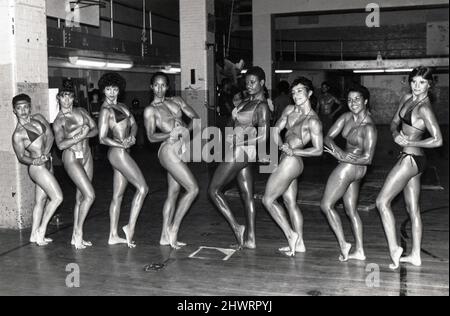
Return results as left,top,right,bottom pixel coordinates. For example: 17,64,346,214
53,117,84,151
175,97,200,131
342,124,378,165
12,133,36,165
292,118,323,157
324,113,347,154
98,108,126,148
143,106,170,143
34,114,54,156
79,108,99,139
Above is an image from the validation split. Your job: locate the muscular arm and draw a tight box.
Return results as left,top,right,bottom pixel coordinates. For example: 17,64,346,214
98,108,125,148
175,96,200,131
409,105,443,148
34,114,54,156
12,133,34,165
143,106,170,143
324,113,347,153
79,108,99,139
53,117,83,151
292,118,323,157
341,124,378,165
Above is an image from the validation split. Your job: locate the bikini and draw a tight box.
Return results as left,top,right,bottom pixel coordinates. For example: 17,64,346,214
20,119,52,170
60,110,87,163
341,115,369,179
154,102,187,159
281,109,314,165
397,97,428,174
108,106,132,143
231,99,260,161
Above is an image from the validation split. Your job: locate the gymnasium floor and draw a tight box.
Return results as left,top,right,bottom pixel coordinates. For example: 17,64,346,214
0,145,448,296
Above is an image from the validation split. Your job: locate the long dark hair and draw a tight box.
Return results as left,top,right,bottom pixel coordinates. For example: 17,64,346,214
409,66,434,102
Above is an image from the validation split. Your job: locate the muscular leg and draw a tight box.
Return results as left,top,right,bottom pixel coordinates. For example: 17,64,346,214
376,159,417,269
30,185,47,243
237,165,257,249
29,166,63,246
283,179,306,253
208,161,248,247
161,153,199,249
108,168,128,245
160,173,180,246
400,173,423,266
110,149,148,248
320,164,354,262
64,153,96,250
262,157,300,256
343,180,366,261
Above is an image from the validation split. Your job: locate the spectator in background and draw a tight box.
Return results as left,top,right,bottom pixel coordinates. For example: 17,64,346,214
317,81,343,134
273,81,292,123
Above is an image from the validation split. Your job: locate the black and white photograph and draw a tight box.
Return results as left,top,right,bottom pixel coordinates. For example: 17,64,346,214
0,0,448,298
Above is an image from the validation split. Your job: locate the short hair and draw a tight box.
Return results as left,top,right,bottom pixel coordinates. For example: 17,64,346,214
291,77,315,93
98,72,126,95
246,66,266,82
151,72,170,86
409,66,434,85
347,84,371,109
347,84,370,102
277,81,290,94
321,81,330,88
12,94,31,108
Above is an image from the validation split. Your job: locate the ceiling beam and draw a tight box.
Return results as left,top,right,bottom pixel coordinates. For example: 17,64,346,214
278,58,449,70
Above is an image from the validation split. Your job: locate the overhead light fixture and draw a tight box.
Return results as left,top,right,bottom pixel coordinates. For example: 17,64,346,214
354,68,413,74
161,66,181,74
385,68,413,73
354,69,385,74
69,57,133,69
241,69,248,74
275,70,293,74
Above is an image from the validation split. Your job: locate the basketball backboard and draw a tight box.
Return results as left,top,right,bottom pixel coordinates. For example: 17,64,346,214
46,0,101,27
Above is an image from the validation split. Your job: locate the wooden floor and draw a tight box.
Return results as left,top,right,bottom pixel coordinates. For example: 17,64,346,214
0,148,448,296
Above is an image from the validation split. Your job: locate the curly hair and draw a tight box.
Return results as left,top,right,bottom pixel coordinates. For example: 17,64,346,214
98,72,126,95
347,84,371,111
291,76,314,93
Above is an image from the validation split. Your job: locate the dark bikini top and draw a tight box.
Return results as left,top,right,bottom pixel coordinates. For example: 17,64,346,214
112,107,129,123
398,97,427,132
108,105,131,140
22,119,46,149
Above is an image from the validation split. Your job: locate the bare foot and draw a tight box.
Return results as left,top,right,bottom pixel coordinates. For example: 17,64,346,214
389,247,404,270
108,235,128,246
71,237,93,247
400,254,422,267
339,243,352,262
348,250,366,261
160,229,170,246
279,238,306,253
283,232,299,257
73,235,87,250
167,227,186,250
122,225,136,249
30,235,53,244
